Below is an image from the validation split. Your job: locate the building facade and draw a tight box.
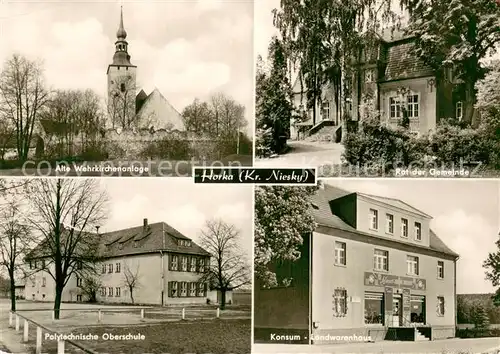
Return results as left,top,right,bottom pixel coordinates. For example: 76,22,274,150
290,28,467,141
25,218,216,305
254,184,459,343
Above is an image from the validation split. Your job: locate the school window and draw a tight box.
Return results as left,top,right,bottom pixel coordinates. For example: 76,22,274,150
190,257,197,272
334,241,346,266
322,101,330,120
170,282,178,297
386,214,394,234
198,258,205,272
369,209,379,230
414,222,422,241
100,287,106,297
197,283,205,297
437,296,445,316
407,255,419,276
42,277,46,287
170,255,178,271
34,261,38,269
108,287,113,297
29,261,33,270
437,261,445,279
401,218,409,237
115,287,121,297
115,262,121,273
333,288,347,317
76,276,82,287
374,249,389,271
120,83,126,92
181,256,188,271
108,264,113,273
189,283,196,297
389,97,401,118
456,101,463,121
101,264,106,274
77,295,82,302
180,282,187,297
407,94,419,118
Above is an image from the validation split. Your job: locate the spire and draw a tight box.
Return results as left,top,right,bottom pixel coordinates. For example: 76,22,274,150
116,6,127,40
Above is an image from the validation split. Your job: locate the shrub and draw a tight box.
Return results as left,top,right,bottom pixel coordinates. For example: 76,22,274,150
456,327,500,338
140,139,191,160
255,127,274,158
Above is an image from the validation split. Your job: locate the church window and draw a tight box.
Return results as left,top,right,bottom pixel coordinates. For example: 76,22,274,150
120,83,126,92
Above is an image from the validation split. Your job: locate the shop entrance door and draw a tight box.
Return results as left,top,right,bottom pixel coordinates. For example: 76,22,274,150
392,295,402,326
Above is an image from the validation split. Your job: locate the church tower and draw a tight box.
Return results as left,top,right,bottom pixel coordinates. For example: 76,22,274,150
107,7,137,130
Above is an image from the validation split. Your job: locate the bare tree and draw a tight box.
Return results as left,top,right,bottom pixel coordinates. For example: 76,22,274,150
39,89,105,157
107,76,138,130
0,54,50,161
0,198,34,311
25,178,108,319
122,263,140,304
199,219,251,310
79,274,101,303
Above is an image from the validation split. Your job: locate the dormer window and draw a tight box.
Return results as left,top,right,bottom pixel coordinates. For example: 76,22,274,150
178,240,191,247
369,209,378,230
414,222,422,241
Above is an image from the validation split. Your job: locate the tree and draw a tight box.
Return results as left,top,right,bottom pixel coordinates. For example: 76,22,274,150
0,54,50,161
182,99,214,134
254,185,318,288
256,37,294,155
39,89,105,157
402,0,500,125
24,178,108,319
484,237,500,307
79,274,101,303
199,219,251,310
470,302,490,329
0,199,33,311
182,93,248,157
274,0,398,129
107,75,138,130
122,263,140,304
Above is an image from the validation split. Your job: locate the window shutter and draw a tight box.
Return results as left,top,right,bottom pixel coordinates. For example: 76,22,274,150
177,255,181,271
168,282,172,298
168,255,172,270
187,257,191,272
203,283,207,297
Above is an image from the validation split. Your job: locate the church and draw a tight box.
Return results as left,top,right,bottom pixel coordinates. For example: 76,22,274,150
106,7,185,132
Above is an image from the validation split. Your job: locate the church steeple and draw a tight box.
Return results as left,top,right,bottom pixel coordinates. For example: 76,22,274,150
116,6,127,40
111,6,132,66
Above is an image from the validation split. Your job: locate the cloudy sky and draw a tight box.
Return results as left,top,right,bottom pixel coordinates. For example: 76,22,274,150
327,180,500,294
98,178,253,261
0,0,254,132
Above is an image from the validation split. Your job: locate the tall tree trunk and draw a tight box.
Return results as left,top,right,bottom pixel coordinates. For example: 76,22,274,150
220,289,226,310
464,79,476,126
9,269,16,311
54,283,63,320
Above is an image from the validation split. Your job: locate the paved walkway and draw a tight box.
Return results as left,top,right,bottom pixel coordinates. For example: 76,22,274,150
253,337,500,354
256,141,344,170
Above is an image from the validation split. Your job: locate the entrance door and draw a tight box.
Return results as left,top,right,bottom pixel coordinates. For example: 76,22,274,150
392,295,402,326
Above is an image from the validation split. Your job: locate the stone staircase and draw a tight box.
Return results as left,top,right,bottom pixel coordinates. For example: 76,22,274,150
415,328,430,341
305,121,341,142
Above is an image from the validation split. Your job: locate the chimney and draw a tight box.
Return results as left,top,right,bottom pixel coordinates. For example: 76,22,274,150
143,218,148,231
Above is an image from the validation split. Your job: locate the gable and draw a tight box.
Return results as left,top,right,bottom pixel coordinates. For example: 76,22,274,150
136,89,185,131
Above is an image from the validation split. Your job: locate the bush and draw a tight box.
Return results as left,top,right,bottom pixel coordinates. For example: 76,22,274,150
456,327,500,338
140,139,191,160
255,127,274,158
79,144,109,161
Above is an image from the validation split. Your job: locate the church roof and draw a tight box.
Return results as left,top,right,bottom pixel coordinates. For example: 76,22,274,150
136,88,185,131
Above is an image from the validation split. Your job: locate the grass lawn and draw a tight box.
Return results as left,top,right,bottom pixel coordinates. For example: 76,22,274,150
69,318,251,354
